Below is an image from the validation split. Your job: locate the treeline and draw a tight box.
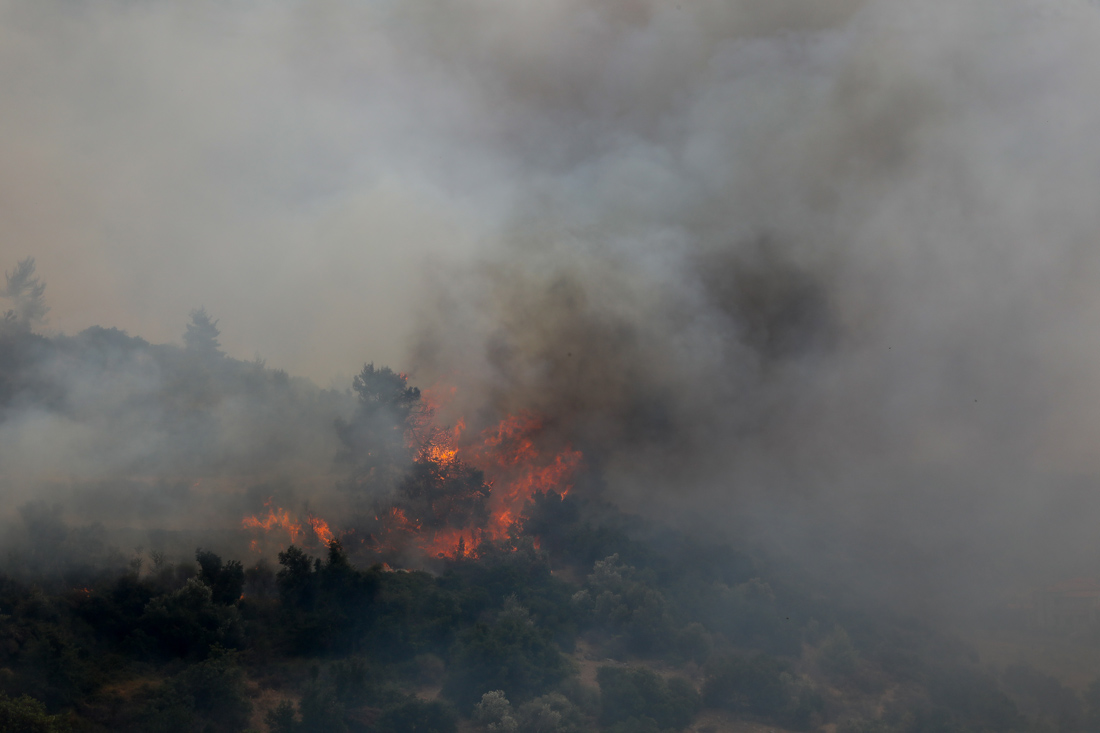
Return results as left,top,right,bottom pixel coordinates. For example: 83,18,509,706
3,490,1099,732
0,308,351,486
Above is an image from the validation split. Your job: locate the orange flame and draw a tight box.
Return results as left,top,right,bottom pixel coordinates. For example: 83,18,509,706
243,501,342,550
308,515,335,545
242,499,303,545
240,386,582,563
379,391,583,559
463,411,583,542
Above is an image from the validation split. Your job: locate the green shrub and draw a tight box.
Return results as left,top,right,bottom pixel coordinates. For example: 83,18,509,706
581,556,677,656
128,652,252,733
597,666,699,730
171,651,252,732
515,692,586,733
196,550,245,606
141,578,243,658
0,692,70,732
375,698,457,733
443,602,573,709
703,652,821,730
474,690,518,732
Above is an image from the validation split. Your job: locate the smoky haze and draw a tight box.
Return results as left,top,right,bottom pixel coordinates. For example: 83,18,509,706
4,0,1100,618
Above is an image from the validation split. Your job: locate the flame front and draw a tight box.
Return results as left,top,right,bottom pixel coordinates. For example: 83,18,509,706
462,411,582,540
242,500,302,544
244,500,338,550
241,386,583,562
384,395,583,558
308,515,335,545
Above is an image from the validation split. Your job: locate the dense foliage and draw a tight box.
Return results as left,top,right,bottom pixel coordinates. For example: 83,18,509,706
3,495,1099,732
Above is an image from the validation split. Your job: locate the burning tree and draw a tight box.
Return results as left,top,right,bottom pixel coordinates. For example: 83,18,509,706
247,365,584,564
358,392,583,561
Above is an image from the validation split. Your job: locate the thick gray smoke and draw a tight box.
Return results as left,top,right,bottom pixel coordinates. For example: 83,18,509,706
405,0,1100,614
4,0,1100,616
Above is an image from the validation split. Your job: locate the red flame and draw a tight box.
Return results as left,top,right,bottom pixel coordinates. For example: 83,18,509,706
462,411,582,541
241,386,582,562
242,500,302,544
387,389,583,559
308,515,335,545
243,500,339,549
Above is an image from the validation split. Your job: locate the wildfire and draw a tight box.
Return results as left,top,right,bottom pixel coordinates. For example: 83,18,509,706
240,384,583,562
243,500,337,550
242,501,302,544
462,411,582,540
382,391,583,559
308,515,335,545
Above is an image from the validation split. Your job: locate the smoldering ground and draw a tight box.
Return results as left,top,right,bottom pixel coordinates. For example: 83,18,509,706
4,0,1100,619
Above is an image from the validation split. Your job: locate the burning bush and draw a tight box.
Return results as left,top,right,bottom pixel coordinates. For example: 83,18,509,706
245,365,584,566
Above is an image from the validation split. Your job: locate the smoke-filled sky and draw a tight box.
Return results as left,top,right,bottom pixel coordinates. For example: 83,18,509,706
7,0,1100,614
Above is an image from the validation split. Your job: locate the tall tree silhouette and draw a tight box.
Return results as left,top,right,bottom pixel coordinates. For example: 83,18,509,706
1,258,48,331
184,308,223,358
337,363,421,491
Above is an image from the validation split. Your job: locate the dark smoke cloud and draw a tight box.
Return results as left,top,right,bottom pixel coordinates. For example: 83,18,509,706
403,0,1100,614
5,0,1100,615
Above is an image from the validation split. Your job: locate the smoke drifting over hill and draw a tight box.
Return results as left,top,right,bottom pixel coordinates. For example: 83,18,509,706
5,0,1100,617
